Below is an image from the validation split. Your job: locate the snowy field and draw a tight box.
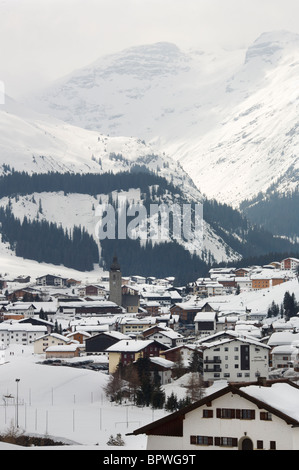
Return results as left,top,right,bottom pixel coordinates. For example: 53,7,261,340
0,344,171,451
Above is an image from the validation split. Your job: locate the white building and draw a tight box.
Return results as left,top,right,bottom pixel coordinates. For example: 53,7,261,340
270,344,297,370
145,328,184,348
235,277,252,292
131,379,299,450
4,302,37,318
281,258,299,271
0,323,47,347
198,331,270,383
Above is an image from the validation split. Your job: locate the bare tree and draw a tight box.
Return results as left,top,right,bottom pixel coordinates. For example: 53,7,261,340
185,372,205,403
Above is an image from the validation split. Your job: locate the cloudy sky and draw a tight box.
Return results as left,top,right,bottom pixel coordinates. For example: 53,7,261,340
1,0,299,99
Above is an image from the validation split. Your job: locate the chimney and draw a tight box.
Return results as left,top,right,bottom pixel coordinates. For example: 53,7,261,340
257,376,267,387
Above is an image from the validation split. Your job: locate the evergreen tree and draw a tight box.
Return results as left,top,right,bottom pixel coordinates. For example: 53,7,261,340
189,348,202,373
165,392,179,412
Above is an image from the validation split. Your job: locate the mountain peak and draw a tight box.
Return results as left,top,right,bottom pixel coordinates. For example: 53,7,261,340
245,30,299,64
89,41,191,80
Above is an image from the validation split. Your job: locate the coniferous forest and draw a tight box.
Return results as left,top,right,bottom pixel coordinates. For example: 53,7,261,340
0,206,99,271
1,169,299,281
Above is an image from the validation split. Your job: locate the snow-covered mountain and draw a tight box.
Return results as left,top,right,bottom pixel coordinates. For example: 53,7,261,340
0,95,242,267
27,31,299,206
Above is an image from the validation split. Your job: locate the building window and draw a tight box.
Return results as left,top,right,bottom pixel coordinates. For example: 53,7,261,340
214,437,238,447
190,435,213,446
257,440,263,449
270,441,276,450
217,408,235,419
202,409,213,418
217,408,255,420
260,411,272,421
240,409,255,420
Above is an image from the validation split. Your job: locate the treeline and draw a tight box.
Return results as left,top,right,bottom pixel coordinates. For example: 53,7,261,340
240,188,299,238
203,197,299,258
100,237,209,286
0,206,99,271
0,170,181,199
267,291,299,321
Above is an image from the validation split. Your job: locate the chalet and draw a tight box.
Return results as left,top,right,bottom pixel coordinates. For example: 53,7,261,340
281,257,299,271
36,274,67,287
194,311,217,337
144,327,184,348
45,344,82,359
106,339,168,374
148,357,174,385
85,331,130,355
217,277,236,289
170,303,202,324
18,317,54,334
7,287,41,301
142,325,167,339
270,345,297,370
78,284,106,297
160,344,196,368
66,330,91,344
130,379,299,450
234,268,250,277
143,301,161,315
4,302,37,318
34,332,71,354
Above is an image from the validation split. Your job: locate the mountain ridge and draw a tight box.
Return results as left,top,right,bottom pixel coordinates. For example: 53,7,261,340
26,30,299,206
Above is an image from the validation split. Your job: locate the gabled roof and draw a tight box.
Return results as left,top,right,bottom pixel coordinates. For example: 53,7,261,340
129,379,299,437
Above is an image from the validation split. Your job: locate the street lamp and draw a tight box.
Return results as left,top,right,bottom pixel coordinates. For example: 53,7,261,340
15,379,20,428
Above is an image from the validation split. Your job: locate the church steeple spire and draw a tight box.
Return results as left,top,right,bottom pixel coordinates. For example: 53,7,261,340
110,255,120,272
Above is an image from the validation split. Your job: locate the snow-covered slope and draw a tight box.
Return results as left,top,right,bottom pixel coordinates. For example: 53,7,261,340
0,95,196,195
0,96,242,265
28,31,299,206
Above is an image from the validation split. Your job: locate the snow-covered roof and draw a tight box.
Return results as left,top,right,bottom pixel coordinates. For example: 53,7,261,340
149,357,174,368
268,331,299,347
106,339,153,352
194,311,216,322
240,382,299,422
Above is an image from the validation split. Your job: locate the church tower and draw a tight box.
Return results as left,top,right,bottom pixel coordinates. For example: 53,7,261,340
109,255,122,306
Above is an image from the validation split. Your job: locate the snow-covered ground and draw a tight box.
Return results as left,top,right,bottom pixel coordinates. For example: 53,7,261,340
0,344,170,450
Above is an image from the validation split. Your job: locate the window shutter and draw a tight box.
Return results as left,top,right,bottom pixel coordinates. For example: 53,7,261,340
190,435,196,445
232,438,238,447
216,408,221,418
236,409,240,419
215,437,221,446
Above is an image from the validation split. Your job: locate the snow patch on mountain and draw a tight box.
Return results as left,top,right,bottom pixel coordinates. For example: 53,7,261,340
28,32,299,206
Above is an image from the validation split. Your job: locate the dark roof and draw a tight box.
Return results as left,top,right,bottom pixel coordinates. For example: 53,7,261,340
110,256,121,272
128,379,299,437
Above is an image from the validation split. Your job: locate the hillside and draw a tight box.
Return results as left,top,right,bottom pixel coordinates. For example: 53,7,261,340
28,31,299,206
